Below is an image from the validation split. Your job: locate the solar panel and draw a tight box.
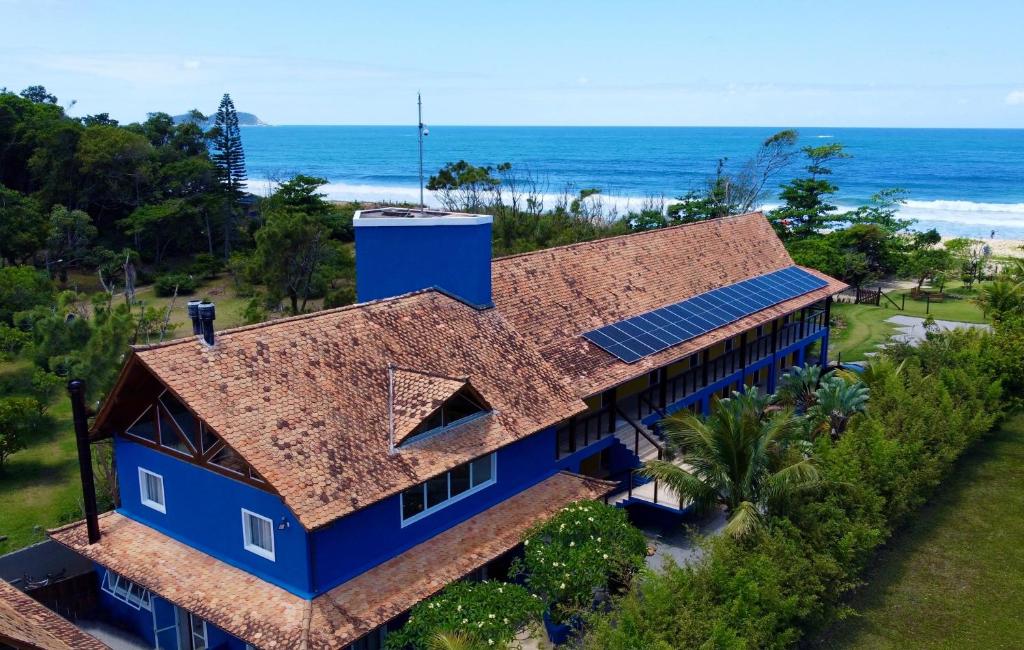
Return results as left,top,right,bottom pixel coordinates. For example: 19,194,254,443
583,266,829,364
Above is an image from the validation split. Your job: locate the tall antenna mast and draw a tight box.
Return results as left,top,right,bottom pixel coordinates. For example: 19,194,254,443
418,92,425,211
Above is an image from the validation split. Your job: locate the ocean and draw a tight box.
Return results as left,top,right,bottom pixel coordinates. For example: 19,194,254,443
239,126,1024,239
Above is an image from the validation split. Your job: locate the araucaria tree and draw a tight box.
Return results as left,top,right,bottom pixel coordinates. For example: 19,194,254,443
210,93,247,258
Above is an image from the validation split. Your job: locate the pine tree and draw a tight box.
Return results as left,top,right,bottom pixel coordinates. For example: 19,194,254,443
210,93,247,258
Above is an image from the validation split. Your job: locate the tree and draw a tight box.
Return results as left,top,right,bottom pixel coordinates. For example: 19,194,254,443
0,266,53,324
247,176,352,313
19,85,58,105
904,247,954,291
0,185,47,264
46,205,97,282
806,375,870,439
669,130,799,222
427,160,501,212
773,364,825,412
210,94,247,259
768,143,850,239
0,396,39,471
641,388,818,537
973,280,1023,320
845,188,914,234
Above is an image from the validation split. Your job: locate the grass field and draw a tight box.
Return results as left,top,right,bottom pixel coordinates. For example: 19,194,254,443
830,287,989,361
0,359,82,554
813,413,1024,649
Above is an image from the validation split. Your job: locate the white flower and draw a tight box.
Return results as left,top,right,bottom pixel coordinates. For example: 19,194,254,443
603,553,609,560
489,614,496,619
462,618,468,624
488,640,494,646
588,517,594,522
560,582,566,589
498,587,503,593
457,605,462,612
503,618,509,624
569,541,575,547
524,539,529,546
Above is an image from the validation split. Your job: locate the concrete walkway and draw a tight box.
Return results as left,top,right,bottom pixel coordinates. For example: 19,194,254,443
885,315,991,346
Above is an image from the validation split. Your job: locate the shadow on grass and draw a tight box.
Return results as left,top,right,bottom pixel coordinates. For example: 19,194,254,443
0,456,78,491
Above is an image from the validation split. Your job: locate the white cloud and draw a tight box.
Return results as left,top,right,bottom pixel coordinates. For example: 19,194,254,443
183,59,201,70
1006,89,1024,105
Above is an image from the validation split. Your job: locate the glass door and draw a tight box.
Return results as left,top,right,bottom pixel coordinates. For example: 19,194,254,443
174,607,208,650
151,598,179,650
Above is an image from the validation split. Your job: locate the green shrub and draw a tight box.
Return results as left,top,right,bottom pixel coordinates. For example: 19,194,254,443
383,581,542,650
153,273,198,297
190,253,223,280
512,500,647,624
584,325,1013,649
324,284,356,309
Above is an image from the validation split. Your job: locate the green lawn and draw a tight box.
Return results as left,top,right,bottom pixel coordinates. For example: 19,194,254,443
830,289,989,362
0,359,82,553
813,413,1024,649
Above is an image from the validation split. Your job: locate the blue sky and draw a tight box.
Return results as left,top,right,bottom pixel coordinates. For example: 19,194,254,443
2,0,1023,127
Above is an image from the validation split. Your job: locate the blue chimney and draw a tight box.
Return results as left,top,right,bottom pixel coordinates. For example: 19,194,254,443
354,208,493,308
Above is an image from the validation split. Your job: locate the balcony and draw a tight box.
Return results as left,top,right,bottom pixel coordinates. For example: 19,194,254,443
555,306,829,461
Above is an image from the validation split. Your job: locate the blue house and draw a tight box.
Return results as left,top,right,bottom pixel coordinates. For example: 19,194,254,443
46,209,844,649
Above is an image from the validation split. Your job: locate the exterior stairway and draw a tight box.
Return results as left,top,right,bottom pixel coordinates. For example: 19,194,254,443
606,411,691,512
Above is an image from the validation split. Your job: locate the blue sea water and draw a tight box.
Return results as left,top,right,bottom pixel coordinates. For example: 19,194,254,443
239,126,1024,239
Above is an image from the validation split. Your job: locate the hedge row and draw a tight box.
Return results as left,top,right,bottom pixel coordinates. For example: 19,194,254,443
583,321,1017,649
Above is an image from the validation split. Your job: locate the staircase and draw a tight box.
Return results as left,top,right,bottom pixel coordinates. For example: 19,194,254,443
606,409,691,512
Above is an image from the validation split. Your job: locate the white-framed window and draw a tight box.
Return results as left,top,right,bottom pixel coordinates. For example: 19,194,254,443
241,509,275,561
138,468,166,513
100,570,152,611
400,453,496,526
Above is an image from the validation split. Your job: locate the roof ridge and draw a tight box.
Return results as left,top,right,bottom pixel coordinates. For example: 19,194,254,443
389,365,470,383
131,287,455,352
492,211,765,264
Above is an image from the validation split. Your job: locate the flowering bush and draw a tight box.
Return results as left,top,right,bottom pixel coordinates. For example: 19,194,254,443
512,500,647,624
384,580,543,650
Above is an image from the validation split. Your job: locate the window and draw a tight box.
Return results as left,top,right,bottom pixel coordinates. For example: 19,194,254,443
100,570,152,611
404,388,487,443
138,468,166,513
241,509,275,561
400,453,496,525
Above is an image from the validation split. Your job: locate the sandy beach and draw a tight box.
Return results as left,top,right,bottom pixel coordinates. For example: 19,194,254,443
943,237,1024,258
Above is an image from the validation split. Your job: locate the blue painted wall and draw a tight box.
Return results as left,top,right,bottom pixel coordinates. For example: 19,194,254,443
114,437,312,596
310,427,558,593
354,221,493,307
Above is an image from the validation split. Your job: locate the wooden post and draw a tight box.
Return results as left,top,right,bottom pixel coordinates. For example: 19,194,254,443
799,307,807,339
658,367,668,410
605,388,617,434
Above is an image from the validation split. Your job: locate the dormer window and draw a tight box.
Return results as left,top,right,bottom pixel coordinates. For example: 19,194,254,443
405,389,487,441
388,367,492,448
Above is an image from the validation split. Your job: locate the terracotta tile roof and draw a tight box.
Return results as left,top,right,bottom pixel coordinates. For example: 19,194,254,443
49,472,614,650
0,579,109,650
112,291,585,530
491,212,847,395
389,367,470,446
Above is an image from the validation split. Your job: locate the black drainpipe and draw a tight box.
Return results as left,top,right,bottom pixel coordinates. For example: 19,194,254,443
198,301,216,346
68,380,101,544
187,299,202,336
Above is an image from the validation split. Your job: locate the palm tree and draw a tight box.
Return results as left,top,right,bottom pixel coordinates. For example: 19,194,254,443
773,364,824,411
806,376,869,440
427,631,485,650
973,279,1023,320
641,388,818,537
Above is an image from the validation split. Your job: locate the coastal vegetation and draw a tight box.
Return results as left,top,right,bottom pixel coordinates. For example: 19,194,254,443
581,321,1018,648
